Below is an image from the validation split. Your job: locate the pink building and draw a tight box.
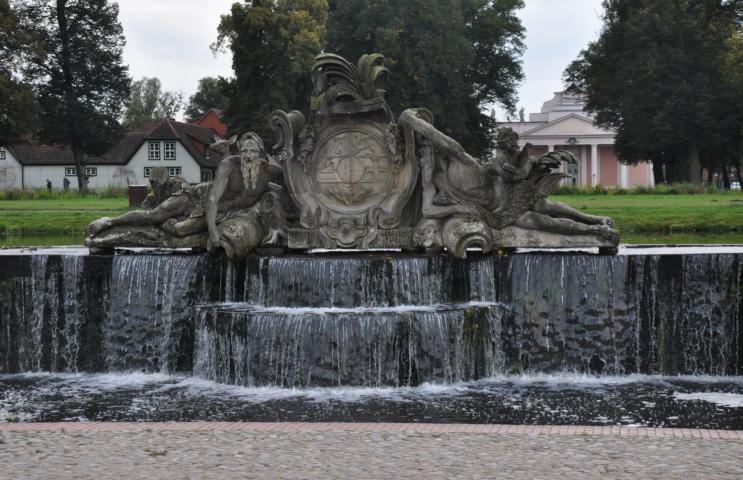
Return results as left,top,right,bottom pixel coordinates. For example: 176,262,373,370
498,92,654,187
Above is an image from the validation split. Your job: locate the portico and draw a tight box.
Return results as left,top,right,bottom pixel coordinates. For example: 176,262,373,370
498,92,653,188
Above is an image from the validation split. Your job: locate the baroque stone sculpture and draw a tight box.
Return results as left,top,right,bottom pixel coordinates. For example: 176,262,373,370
86,52,619,258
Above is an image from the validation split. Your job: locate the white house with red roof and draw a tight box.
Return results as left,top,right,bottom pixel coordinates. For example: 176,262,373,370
0,118,226,190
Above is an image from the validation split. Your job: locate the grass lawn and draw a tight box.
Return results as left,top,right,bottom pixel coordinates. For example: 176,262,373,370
553,193,743,234
1,193,743,243
0,197,129,236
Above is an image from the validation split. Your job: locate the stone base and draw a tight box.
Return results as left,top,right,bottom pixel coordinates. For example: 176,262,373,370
288,228,414,249
492,226,618,249
287,225,617,252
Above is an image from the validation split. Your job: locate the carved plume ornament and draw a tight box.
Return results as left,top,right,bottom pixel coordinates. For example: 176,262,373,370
86,53,619,259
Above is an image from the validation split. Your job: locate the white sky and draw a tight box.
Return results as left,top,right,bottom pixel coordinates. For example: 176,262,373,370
116,0,604,120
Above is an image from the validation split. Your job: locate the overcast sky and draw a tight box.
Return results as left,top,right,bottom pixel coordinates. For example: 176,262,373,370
116,0,604,120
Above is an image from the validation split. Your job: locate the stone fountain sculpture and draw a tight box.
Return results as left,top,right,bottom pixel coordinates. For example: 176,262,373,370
86,53,618,258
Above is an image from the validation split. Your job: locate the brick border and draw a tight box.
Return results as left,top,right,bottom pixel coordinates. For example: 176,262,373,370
1,423,741,438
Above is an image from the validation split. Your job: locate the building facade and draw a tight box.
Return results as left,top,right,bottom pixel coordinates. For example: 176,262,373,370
498,92,654,188
1,119,226,190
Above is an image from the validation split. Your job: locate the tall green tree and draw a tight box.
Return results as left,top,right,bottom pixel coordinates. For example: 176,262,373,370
184,77,229,122
327,0,525,157
213,0,328,140
564,0,742,184
0,0,40,145
123,77,183,131
15,0,130,190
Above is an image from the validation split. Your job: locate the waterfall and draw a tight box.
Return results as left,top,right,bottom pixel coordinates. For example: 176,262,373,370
500,253,743,375
1,250,741,380
244,256,457,307
193,303,503,387
104,254,205,373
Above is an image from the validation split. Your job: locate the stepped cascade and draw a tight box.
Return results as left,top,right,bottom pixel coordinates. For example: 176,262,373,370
1,250,741,387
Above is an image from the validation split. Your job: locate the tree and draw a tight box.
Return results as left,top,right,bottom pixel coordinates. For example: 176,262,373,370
564,0,743,184
326,0,525,158
184,77,229,122
15,0,130,190
0,0,40,145
213,0,328,140
123,77,184,131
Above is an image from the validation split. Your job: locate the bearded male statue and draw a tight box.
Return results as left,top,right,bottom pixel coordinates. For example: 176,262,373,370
206,132,290,260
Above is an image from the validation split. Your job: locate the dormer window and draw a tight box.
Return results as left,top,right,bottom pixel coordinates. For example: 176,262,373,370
0,148,6,160
164,141,176,160
148,141,160,160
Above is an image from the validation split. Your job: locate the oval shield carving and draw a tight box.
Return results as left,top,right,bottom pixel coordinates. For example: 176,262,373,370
313,129,392,213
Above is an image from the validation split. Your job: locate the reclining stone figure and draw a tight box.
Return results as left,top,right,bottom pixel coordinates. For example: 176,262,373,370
400,108,618,256
86,133,290,259
85,167,209,252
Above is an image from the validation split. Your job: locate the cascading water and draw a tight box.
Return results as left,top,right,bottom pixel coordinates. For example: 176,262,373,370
1,249,741,383
244,256,460,307
104,254,206,373
194,255,503,387
193,303,504,387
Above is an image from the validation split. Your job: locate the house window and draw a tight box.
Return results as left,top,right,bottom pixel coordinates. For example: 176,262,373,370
85,167,97,177
148,142,160,160
164,142,176,160
65,167,77,176
168,166,182,177
201,169,213,182
144,167,152,178
0,148,6,160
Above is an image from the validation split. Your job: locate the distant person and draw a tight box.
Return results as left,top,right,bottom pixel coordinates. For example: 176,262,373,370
63,177,70,191
46,179,52,192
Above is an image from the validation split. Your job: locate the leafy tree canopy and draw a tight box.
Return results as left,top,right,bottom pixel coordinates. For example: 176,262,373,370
0,0,40,145
213,0,328,140
184,76,229,122
564,0,742,183
214,0,525,158
123,77,184,131
327,0,525,157
14,0,130,190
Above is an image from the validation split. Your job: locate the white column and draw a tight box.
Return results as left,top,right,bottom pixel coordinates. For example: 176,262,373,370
620,164,629,188
591,144,599,186
547,144,555,152
580,146,588,185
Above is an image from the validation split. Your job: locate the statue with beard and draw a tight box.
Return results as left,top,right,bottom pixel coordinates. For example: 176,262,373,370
206,132,290,260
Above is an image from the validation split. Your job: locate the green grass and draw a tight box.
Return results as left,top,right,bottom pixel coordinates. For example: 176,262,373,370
0,197,129,236
2,192,743,245
553,193,743,234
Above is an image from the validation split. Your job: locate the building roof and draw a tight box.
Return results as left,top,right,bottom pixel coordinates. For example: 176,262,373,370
7,119,224,168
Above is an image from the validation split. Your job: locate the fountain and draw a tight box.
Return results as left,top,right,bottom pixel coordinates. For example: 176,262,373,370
1,54,742,425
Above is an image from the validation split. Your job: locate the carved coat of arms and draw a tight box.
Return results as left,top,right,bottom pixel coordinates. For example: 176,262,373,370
272,54,417,248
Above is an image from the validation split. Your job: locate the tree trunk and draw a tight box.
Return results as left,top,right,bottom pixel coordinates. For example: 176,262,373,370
721,159,730,190
652,160,666,185
738,151,743,186
686,143,702,185
56,0,86,191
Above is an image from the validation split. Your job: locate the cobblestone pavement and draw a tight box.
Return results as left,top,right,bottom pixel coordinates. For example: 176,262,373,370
1,424,742,479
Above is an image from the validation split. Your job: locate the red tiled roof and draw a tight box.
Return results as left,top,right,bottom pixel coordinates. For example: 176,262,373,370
8,133,143,166
8,120,224,168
